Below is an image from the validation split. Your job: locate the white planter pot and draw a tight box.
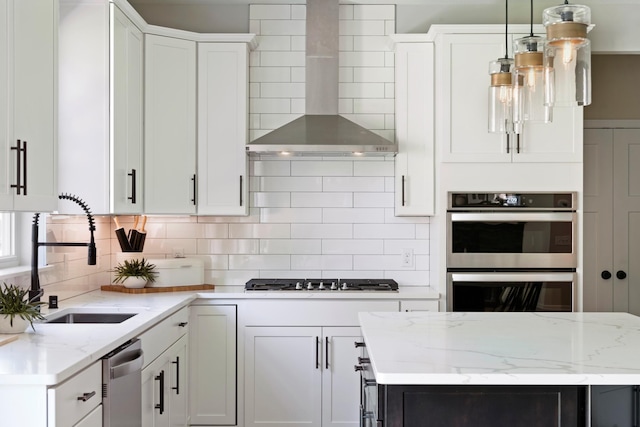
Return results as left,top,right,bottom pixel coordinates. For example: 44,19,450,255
123,277,148,289
0,315,29,334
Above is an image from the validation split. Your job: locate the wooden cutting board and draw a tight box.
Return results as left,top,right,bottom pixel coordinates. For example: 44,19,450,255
101,284,214,294
0,335,19,347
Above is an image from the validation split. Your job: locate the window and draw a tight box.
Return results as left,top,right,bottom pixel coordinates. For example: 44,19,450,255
0,212,17,268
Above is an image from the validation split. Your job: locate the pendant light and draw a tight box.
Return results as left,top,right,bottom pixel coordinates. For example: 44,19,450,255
513,0,553,126
543,1,591,106
488,0,516,134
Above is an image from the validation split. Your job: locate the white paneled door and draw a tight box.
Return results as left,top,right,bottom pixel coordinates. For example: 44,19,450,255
584,128,640,314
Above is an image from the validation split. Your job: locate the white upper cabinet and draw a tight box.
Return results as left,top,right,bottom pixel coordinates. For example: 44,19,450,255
394,41,435,216
436,30,582,164
0,0,57,212
197,43,249,216
57,1,143,215
144,34,197,214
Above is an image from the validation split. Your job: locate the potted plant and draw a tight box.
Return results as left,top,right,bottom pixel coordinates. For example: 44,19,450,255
112,258,158,289
0,283,45,333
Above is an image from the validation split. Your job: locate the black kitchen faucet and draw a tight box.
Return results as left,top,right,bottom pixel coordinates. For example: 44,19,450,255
30,194,96,303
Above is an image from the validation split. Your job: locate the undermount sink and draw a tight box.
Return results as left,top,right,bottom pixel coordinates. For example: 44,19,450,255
46,312,137,324
45,308,140,324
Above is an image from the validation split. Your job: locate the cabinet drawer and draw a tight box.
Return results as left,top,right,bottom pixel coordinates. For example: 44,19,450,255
139,306,189,368
48,361,102,427
400,300,439,312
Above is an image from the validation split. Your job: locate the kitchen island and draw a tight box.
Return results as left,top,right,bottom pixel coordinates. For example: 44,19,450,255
358,312,640,426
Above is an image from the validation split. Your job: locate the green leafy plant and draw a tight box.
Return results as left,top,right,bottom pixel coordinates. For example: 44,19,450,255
0,283,45,330
112,258,158,284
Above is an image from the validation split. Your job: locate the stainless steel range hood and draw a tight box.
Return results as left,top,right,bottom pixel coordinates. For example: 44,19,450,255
246,0,397,157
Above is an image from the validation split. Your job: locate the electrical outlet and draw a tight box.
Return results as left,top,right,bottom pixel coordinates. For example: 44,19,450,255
401,248,413,268
173,247,185,258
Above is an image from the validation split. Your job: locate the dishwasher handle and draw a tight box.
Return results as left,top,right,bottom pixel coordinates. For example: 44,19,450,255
110,350,144,380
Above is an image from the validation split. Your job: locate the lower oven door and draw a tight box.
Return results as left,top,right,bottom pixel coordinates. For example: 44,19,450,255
447,272,575,312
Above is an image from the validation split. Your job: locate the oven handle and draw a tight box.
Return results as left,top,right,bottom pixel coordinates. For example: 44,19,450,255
449,212,575,222
449,272,576,282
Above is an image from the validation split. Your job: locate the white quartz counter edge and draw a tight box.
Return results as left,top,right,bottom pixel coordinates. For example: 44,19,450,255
195,286,439,299
0,291,196,386
359,311,640,386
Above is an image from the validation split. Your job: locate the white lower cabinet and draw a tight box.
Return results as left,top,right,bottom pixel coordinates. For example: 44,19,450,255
47,361,102,427
245,326,362,427
189,305,237,425
142,334,188,427
74,405,103,427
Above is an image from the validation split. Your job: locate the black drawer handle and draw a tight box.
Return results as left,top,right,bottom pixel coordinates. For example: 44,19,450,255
128,169,137,204
354,365,364,372
358,357,370,364
77,391,96,402
172,356,180,395
155,370,165,414
178,322,188,327
354,342,365,348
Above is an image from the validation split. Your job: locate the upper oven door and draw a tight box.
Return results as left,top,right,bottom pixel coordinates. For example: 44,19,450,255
447,212,577,269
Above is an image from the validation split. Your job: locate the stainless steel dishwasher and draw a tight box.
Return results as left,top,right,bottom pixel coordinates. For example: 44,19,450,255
102,339,144,427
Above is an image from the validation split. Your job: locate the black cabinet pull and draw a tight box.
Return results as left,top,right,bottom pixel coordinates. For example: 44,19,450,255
506,134,510,154
178,322,188,327
315,336,319,369
155,370,165,414
191,174,197,205
516,133,521,153
354,365,364,372
10,139,27,195
325,337,329,370
239,175,243,206
354,341,365,348
601,270,612,280
358,357,370,364
617,270,628,280
77,391,96,402
401,175,406,206
172,357,180,395
128,169,137,204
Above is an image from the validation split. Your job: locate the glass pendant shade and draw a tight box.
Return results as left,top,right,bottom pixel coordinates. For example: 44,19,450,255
488,57,514,134
513,36,553,124
543,3,591,106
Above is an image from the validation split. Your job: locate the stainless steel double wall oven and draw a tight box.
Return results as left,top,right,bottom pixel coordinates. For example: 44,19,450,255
447,192,577,312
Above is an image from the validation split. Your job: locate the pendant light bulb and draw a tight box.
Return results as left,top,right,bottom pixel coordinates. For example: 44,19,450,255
488,0,515,134
543,2,592,106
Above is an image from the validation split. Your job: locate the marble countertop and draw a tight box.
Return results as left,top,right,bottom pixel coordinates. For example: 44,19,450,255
359,311,640,386
203,285,439,299
0,291,196,386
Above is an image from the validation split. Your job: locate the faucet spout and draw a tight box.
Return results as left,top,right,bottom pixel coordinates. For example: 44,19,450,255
30,194,97,303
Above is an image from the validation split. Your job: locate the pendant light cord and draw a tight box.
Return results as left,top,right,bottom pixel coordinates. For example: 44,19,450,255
504,0,509,59
529,0,534,36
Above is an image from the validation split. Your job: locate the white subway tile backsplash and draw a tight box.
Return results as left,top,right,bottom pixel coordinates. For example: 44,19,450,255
323,208,385,224
322,239,383,255
415,255,430,270
250,4,291,20
252,192,291,208
291,98,305,113
353,5,395,20
353,67,394,83
198,239,259,255
354,192,394,208
385,20,396,36
261,208,322,224
229,223,291,239
291,36,305,51
353,255,398,270
339,82,385,99
338,99,353,114
260,239,321,255
323,176,385,192
291,192,353,208
339,67,354,83
353,36,391,52
229,254,290,270
354,161,394,177
260,114,302,130
260,270,321,279
210,270,260,286
257,35,292,51
384,51,395,67
260,51,306,67
260,19,306,36
354,224,416,239
290,67,305,83
249,19,260,34
260,82,305,97
384,240,430,255
292,255,353,270
291,5,305,20
250,98,291,114
353,98,394,114
385,270,429,286
339,4,354,20
383,209,430,224
339,20,385,36
291,224,353,239
416,224,430,239
261,176,322,192
291,161,353,177
339,36,354,51
250,67,292,83
339,51,385,67
385,83,394,99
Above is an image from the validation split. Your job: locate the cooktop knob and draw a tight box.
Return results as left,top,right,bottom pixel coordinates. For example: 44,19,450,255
307,281,314,290
341,282,349,290
295,282,303,290
318,281,325,290
330,282,337,290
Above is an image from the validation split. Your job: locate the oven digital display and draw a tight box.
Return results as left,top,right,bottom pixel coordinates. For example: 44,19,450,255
504,195,520,206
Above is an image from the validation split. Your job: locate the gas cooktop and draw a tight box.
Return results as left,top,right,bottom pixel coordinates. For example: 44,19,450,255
245,278,398,292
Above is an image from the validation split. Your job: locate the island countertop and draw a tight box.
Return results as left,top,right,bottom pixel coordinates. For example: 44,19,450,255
359,311,640,386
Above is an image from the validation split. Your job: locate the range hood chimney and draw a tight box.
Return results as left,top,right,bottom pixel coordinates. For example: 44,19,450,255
246,0,397,156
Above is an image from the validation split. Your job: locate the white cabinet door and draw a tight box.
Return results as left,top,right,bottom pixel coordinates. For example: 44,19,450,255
0,0,9,209
245,326,323,427
321,327,362,427
189,305,237,425
515,106,583,163
144,34,196,214
394,42,434,216
74,405,102,427
110,4,143,213
197,43,249,216
142,335,188,427
3,0,57,212
438,33,509,163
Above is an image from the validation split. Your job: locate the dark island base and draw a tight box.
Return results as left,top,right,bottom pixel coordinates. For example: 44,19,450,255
380,385,587,427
